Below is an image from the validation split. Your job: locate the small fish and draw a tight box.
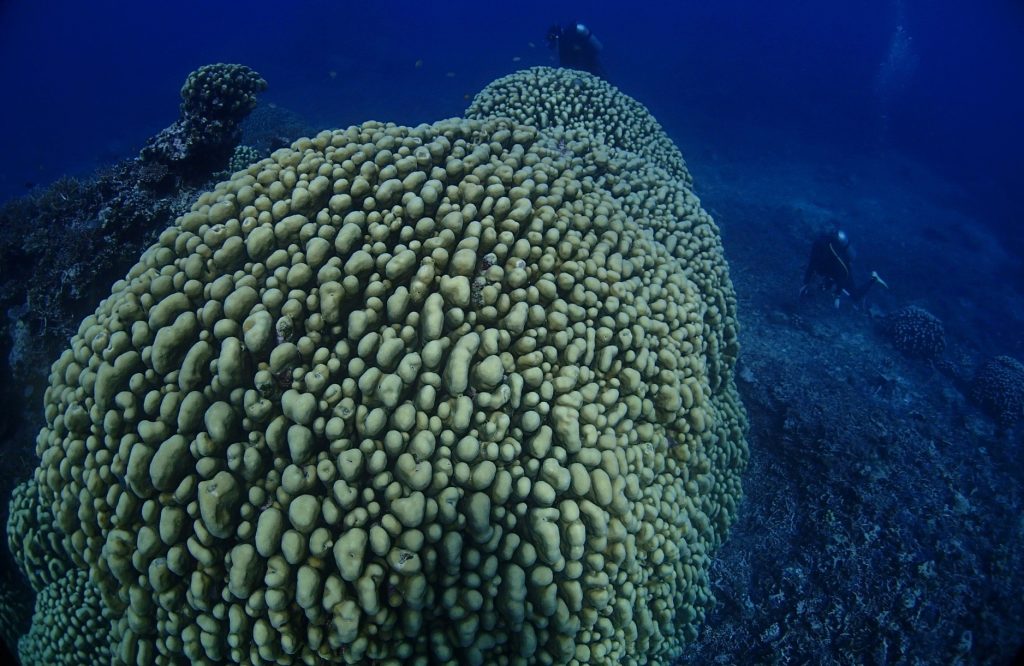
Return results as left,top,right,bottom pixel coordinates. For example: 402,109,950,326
528,41,536,48
512,56,521,62
414,59,423,68
329,70,337,78
446,71,455,78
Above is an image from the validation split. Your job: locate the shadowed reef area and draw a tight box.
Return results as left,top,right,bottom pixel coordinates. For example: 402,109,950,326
679,143,1024,664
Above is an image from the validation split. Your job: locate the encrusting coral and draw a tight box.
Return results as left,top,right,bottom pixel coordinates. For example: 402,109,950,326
10,70,748,665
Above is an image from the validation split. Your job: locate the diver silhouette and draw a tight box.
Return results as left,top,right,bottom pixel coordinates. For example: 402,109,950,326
801,228,888,308
546,23,603,76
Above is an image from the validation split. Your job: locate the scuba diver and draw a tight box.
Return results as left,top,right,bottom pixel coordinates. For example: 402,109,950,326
546,23,603,76
800,228,888,308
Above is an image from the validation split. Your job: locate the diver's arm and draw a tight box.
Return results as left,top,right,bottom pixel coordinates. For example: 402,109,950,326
800,255,816,296
803,261,815,286
803,241,823,285
800,239,826,296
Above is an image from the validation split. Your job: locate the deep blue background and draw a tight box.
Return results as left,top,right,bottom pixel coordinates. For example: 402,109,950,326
1,0,1021,244
1,3,1022,661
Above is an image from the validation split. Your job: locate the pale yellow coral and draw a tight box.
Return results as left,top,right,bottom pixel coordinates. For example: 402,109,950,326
13,73,747,666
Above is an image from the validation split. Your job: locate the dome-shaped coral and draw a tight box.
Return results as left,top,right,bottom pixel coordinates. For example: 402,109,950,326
13,73,747,666
881,305,946,359
181,63,268,122
6,480,72,592
970,355,1024,428
467,66,692,187
17,568,112,666
468,67,739,391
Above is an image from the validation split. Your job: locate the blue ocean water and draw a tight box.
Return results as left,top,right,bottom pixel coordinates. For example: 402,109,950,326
0,0,1022,663
2,0,1022,229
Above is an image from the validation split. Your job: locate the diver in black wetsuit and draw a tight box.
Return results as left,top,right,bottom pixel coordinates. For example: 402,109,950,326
801,228,888,307
546,23,603,76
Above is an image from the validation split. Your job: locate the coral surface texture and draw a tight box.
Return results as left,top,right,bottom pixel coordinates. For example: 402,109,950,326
9,70,747,666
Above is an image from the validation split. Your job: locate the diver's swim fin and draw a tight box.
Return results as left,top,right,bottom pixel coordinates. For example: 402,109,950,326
871,271,889,289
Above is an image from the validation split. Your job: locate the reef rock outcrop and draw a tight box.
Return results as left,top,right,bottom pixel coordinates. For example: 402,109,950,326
141,63,267,183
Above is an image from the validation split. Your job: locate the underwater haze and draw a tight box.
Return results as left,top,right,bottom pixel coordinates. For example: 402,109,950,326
0,0,1023,664
2,0,1022,230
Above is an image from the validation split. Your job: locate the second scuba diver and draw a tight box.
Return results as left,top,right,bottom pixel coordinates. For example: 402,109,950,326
546,23,603,76
801,228,888,308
